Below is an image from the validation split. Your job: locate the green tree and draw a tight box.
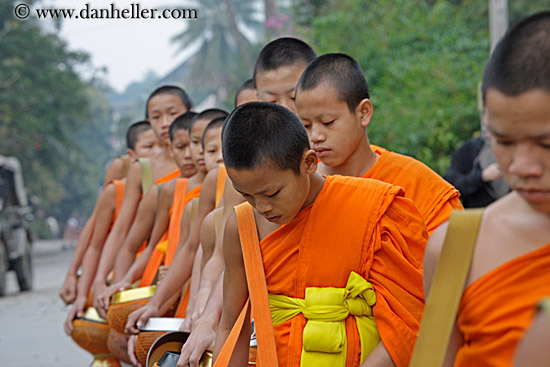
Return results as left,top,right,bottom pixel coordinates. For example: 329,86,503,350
171,0,262,108
0,0,115,232
295,0,550,173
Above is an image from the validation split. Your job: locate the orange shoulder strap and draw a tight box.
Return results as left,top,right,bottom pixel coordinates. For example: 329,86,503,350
112,180,125,218
214,203,278,366
165,179,189,266
215,165,227,208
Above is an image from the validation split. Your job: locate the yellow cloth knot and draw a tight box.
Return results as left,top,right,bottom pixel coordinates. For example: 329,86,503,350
155,240,168,254
269,271,380,367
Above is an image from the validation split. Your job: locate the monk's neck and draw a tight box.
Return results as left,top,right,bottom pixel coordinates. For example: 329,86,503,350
301,172,326,210
189,170,207,186
321,142,377,178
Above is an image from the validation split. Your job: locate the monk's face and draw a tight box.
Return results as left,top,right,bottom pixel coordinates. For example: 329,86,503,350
296,82,373,168
130,129,160,161
485,88,550,213
189,118,209,173
170,129,196,178
147,94,188,147
235,88,258,107
228,151,317,225
255,63,307,114
202,126,223,172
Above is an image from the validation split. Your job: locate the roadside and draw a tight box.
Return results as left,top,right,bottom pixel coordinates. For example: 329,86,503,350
0,240,90,367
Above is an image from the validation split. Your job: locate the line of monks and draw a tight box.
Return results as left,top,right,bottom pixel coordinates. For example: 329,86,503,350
61,11,550,367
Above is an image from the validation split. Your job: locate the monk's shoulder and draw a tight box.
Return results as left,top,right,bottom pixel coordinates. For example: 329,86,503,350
379,151,454,189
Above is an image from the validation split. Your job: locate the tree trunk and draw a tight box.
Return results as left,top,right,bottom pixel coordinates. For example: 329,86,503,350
220,0,254,70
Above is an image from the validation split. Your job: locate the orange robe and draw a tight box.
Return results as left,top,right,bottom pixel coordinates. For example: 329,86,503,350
366,147,462,235
252,176,426,367
455,244,550,367
156,169,181,185
112,180,125,225
135,169,182,257
141,179,201,286
216,164,227,207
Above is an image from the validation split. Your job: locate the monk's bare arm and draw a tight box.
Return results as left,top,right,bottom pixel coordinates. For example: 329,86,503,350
179,272,224,367
125,172,218,334
187,168,219,267
423,222,462,366
193,219,224,324
64,185,116,333
213,212,250,366
59,212,94,304
103,156,125,185
112,185,160,281
93,162,142,314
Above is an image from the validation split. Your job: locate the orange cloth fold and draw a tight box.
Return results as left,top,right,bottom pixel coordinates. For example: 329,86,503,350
141,179,198,285
258,176,426,367
216,164,227,208
155,169,181,185
112,179,125,224
366,147,462,236
455,244,550,367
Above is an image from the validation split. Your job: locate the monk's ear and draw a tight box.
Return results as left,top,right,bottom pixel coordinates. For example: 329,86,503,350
303,150,318,175
126,148,136,161
356,98,373,128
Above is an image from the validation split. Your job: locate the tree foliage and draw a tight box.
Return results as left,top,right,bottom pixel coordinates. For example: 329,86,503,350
295,0,550,173
171,0,263,108
0,0,115,233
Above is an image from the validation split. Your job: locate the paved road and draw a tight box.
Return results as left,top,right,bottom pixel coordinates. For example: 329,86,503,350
0,240,92,367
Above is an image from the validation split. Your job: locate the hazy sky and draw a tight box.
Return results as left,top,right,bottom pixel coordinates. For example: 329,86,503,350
41,0,198,92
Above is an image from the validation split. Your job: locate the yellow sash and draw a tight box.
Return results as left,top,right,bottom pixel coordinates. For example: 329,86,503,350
269,272,380,367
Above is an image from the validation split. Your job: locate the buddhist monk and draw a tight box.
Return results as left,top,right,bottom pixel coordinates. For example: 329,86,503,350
234,78,257,107
213,102,427,367
99,112,201,300
59,122,159,304
295,53,462,239
513,298,550,367
124,109,228,332
63,121,159,334
423,12,550,367
124,115,226,367
92,86,192,318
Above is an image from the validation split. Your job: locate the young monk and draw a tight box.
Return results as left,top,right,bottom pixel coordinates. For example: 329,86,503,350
423,12,550,367
63,121,159,334
295,53,462,238
59,123,159,304
124,109,228,331
513,298,550,367
234,79,257,107
213,102,427,367
100,112,200,300
253,37,316,114
93,86,192,317
125,112,227,366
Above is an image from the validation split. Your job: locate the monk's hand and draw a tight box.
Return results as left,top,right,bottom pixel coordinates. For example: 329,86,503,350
127,335,143,367
59,275,77,305
92,281,109,319
156,265,169,284
482,162,503,182
125,304,159,335
177,316,217,367
64,295,86,335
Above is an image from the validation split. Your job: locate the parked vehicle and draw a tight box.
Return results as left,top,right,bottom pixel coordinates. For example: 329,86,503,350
0,155,34,296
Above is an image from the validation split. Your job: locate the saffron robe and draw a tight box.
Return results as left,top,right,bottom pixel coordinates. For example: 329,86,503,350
455,244,550,367
112,180,125,229
254,175,426,367
366,147,462,236
141,179,201,286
